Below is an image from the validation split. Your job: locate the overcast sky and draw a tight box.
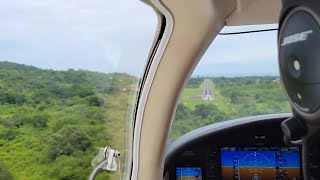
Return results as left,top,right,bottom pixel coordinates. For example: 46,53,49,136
0,0,279,77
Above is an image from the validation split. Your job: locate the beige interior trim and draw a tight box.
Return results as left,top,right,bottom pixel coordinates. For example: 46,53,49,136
129,5,164,180
132,0,174,179
226,0,282,25
135,0,236,179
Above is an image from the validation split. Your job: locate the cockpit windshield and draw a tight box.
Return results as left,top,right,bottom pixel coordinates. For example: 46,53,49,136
0,0,156,179
169,24,290,144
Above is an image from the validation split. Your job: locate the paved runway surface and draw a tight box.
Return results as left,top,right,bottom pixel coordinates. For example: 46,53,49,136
202,80,214,100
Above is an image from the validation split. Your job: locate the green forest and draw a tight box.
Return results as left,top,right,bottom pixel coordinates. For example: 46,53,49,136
0,61,136,180
0,61,291,179
169,76,291,142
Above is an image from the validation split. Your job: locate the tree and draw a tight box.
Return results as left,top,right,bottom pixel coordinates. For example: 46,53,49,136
0,92,28,105
255,94,260,100
48,126,92,160
0,129,18,141
11,113,30,128
230,93,238,104
31,115,49,128
87,95,105,106
175,104,192,120
194,104,219,119
0,162,13,180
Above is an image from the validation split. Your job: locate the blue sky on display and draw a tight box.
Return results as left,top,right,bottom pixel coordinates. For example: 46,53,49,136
0,0,279,76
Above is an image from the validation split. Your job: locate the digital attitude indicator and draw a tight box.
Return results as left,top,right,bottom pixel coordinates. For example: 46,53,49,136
220,147,301,180
176,167,202,180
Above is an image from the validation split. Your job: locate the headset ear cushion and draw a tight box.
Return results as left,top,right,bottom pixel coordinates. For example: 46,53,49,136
278,5,320,117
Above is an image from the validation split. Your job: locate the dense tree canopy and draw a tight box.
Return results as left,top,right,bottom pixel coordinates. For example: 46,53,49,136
0,61,291,179
0,61,135,180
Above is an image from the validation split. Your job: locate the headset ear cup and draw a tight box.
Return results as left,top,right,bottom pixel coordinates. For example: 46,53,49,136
278,1,320,120
278,2,320,179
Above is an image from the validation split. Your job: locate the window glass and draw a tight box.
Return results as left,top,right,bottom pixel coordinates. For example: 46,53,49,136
169,25,290,144
0,0,156,179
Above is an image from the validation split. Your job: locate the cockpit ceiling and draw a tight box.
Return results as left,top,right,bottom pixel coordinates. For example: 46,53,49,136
226,0,282,26
142,0,281,26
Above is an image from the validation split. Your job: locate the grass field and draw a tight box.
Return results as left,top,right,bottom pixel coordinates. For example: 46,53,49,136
180,79,236,113
170,77,291,141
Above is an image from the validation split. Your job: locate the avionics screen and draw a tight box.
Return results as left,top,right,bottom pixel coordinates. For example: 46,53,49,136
176,167,202,180
221,147,300,180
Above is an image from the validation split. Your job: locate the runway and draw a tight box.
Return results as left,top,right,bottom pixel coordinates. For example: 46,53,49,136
202,79,214,100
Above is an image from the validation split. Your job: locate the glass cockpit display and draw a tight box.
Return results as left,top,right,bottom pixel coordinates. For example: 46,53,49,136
176,167,202,180
221,147,300,180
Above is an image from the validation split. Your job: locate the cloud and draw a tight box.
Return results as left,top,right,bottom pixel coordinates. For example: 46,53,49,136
201,45,277,64
194,27,279,75
0,0,280,77
199,30,278,64
0,0,157,76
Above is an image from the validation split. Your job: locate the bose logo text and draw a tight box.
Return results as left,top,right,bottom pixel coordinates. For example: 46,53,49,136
281,30,313,46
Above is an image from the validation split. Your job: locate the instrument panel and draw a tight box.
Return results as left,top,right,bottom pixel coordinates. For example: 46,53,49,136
220,147,300,179
164,114,303,180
